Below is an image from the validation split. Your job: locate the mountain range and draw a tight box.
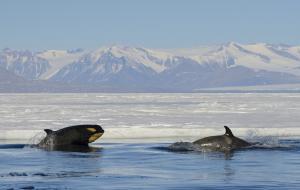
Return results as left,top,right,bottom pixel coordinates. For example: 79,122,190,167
1,42,300,92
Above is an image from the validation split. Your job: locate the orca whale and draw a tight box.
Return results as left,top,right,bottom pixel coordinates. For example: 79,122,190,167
193,126,251,151
38,124,104,148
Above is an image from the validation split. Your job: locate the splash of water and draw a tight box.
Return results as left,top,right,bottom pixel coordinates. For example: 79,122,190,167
244,129,281,148
27,131,46,145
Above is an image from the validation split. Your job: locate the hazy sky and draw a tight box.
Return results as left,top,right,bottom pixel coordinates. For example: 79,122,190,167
0,0,299,50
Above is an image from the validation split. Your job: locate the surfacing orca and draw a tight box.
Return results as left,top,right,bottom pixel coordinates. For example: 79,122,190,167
193,126,251,151
38,124,104,148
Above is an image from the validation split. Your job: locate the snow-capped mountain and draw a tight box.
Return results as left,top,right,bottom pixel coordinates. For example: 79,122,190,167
50,46,167,83
0,48,85,80
0,48,50,80
37,49,86,79
188,42,300,76
1,43,300,92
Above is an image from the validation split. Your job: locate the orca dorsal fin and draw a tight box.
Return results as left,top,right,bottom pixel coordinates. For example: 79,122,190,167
224,126,234,137
44,129,53,135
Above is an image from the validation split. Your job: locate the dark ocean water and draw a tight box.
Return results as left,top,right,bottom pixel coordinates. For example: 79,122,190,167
1,139,300,190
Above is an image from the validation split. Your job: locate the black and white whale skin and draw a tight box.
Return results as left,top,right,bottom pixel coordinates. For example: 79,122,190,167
193,126,251,151
38,124,104,148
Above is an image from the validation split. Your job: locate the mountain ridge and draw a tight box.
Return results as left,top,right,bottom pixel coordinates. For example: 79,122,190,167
1,42,300,92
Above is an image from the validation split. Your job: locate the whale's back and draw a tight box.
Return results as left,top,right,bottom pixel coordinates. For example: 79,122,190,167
193,135,233,151
193,128,251,151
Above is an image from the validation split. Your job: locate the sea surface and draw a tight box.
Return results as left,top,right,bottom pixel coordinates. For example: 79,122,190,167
0,93,300,189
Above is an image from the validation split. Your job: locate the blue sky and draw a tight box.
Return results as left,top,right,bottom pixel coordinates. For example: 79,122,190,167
0,0,299,50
